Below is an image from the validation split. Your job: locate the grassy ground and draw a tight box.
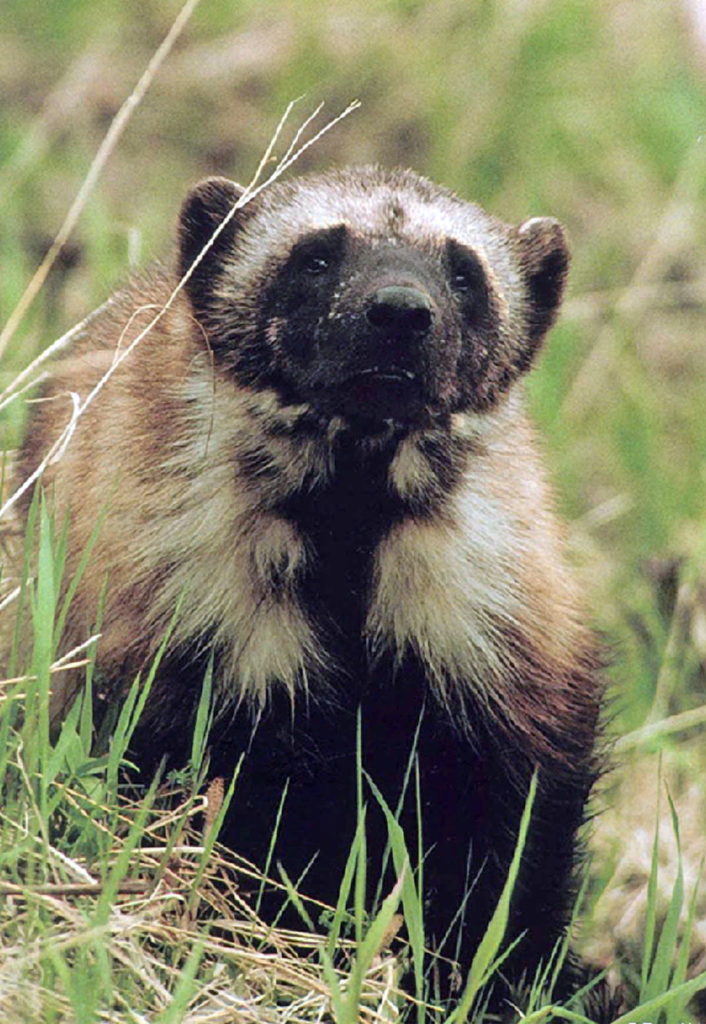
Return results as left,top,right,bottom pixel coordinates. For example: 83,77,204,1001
1,0,706,1019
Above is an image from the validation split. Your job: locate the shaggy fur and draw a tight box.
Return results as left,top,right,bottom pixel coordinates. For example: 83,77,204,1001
18,166,604,1012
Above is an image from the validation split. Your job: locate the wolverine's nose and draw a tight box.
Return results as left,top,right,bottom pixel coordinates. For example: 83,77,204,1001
366,285,433,335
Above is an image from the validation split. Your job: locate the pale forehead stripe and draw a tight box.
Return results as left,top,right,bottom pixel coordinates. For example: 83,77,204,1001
257,184,494,253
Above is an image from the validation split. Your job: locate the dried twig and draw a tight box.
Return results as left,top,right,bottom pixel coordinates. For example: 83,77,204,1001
0,0,205,361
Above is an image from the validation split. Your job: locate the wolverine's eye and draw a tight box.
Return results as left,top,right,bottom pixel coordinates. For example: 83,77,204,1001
451,268,474,292
290,225,347,280
300,251,331,276
446,241,488,302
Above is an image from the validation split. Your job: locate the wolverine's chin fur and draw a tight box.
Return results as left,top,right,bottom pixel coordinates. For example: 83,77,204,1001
245,379,443,437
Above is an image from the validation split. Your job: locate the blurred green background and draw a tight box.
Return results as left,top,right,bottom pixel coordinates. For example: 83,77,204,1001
4,0,706,712
2,0,706,798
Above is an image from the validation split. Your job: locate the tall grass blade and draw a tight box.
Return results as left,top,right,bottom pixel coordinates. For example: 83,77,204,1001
188,649,214,779
256,778,289,917
445,770,538,1024
365,773,425,1016
640,762,662,995
667,854,704,1024
338,870,406,1024
326,808,366,956
354,712,368,947
642,792,684,1001
611,968,706,1024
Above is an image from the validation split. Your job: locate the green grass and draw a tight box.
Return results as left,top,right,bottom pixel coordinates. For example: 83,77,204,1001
1,0,706,1019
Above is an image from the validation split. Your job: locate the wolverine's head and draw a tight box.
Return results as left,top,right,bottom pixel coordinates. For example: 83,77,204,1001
178,166,569,428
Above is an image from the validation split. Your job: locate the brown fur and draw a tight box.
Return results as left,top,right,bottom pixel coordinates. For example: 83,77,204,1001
11,168,608,1009
18,285,598,754
15,169,599,766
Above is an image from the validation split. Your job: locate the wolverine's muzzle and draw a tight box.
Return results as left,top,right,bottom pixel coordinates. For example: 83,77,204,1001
339,365,424,422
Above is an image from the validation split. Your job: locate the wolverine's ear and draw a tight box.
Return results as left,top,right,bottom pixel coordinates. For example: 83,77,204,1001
513,217,570,344
178,177,246,302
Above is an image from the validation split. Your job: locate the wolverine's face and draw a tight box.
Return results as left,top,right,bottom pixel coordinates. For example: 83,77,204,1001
178,168,569,427
255,224,506,426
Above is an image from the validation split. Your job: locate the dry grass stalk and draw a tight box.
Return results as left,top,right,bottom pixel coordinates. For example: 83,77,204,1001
0,0,205,362
0,800,407,1024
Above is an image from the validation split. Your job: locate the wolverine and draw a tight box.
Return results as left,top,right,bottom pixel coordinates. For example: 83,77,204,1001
18,167,604,1010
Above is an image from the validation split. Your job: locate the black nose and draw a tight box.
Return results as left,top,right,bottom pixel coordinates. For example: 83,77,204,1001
366,285,433,335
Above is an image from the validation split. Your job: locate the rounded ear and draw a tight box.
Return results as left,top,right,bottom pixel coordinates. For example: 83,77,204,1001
178,176,245,302
514,217,570,343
